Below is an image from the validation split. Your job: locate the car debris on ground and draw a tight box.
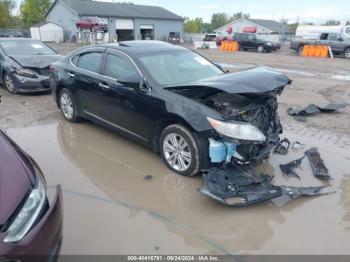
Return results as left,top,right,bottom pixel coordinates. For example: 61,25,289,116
287,103,349,122
200,165,333,207
279,147,331,180
274,138,291,155
306,148,331,180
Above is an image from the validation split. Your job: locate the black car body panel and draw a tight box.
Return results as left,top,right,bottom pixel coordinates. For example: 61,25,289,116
165,66,289,94
0,38,62,93
51,41,290,169
233,33,273,52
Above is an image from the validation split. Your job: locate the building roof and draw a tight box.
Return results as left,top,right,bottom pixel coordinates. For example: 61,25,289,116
249,19,289,33
215,18,289,33
47,0,183,21
31,21,62,28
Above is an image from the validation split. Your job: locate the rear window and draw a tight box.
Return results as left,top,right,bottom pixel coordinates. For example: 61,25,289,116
77,52,103,73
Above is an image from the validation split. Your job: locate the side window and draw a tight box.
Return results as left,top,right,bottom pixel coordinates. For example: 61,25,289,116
320,33,329,40
329,34,340,41
104,54,139,80
71,55,79,66
248,34,256,41
77,52,103,73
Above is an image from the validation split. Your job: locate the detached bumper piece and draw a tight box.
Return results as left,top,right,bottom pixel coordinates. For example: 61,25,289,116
305,148,330,180
200,167,332,207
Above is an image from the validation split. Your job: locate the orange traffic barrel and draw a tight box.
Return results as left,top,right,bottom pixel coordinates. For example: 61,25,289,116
320,46,328,57
314,46,322,57
302,45,310,56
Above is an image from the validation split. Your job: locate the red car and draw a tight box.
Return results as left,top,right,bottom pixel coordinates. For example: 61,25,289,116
215,36,229,46
0,130,63,261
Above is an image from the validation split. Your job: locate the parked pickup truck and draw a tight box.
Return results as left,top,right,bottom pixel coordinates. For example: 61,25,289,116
291,32,350,58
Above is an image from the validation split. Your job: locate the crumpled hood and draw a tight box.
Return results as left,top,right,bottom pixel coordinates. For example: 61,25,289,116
10,55,63,69
0,132,34,226
174,67,290,94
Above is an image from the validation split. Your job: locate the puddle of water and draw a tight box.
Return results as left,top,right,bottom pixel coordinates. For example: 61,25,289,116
6,119,350,255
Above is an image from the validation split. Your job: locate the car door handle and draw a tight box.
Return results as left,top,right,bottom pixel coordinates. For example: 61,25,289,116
67,72,75,77
99,82,110,90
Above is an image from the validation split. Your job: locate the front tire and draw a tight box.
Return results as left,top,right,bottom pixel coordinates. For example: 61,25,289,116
160,124,200,176
345,47,350,59
59,88,79,122
3,73,17,94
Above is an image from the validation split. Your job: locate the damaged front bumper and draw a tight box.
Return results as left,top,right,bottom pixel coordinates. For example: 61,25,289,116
208,96,282,167
200,167,333,207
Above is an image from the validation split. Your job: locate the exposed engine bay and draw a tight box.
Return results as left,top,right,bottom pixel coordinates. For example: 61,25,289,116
204,92,282,166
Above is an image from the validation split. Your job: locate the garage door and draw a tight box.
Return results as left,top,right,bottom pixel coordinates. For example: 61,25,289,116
116,19,134,30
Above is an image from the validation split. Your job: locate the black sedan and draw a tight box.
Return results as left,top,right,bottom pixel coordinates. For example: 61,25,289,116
50,41,290,176
0,38,62,94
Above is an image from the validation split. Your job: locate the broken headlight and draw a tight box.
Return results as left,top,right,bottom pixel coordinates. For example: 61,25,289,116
15,68,37,78
3,176,46,243
207,117,266,142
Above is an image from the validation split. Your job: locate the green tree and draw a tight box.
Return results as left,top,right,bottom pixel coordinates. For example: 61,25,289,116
0,0,15,28
210,12,229,30
231,12,250,21
203,22,213,33
20,0,51,28
322,20,340,26
184,17,204,33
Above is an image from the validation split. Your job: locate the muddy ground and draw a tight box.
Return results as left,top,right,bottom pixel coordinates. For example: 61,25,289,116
0,44,350,256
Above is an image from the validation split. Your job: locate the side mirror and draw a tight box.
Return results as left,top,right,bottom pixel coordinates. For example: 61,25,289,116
338,38,344,41
117,74,141,89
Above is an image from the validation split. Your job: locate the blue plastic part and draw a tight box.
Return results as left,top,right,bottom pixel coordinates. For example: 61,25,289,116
224,142,237,162
209,139,237,163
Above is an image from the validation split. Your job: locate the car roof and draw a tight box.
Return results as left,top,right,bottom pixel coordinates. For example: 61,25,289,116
0,37,38,42
100,40,188,55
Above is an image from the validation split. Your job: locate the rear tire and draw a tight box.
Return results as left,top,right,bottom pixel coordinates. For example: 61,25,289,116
160,124,200,177
297,45,304,56
257,44,265,53
58,88,79,122
3,73,17,94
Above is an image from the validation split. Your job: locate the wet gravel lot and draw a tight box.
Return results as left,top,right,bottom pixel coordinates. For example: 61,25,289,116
1,44,350,255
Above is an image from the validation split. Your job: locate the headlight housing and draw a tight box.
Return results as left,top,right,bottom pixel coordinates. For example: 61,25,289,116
3,176,46,243
15,68,37,78
207,117,266,142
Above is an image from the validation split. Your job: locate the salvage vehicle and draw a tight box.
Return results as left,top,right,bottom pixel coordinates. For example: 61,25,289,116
50,40,290,177
0,130,63,260
0,38,62,93
290,32,350,58
233,33,273,53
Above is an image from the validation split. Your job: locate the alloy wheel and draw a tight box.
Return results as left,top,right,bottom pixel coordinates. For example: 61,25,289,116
258,45,264,53
60,93,74,120
162,133,192,172
4,74,15,93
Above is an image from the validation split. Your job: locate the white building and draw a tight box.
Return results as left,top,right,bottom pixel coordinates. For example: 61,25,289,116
30,22,64,42
215,18,289,37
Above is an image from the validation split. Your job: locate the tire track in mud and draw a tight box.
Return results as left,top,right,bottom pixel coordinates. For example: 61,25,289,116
281,120,350,151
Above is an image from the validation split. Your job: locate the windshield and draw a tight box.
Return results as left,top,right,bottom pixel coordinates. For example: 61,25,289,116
138,50,223,86
0,40,56,56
